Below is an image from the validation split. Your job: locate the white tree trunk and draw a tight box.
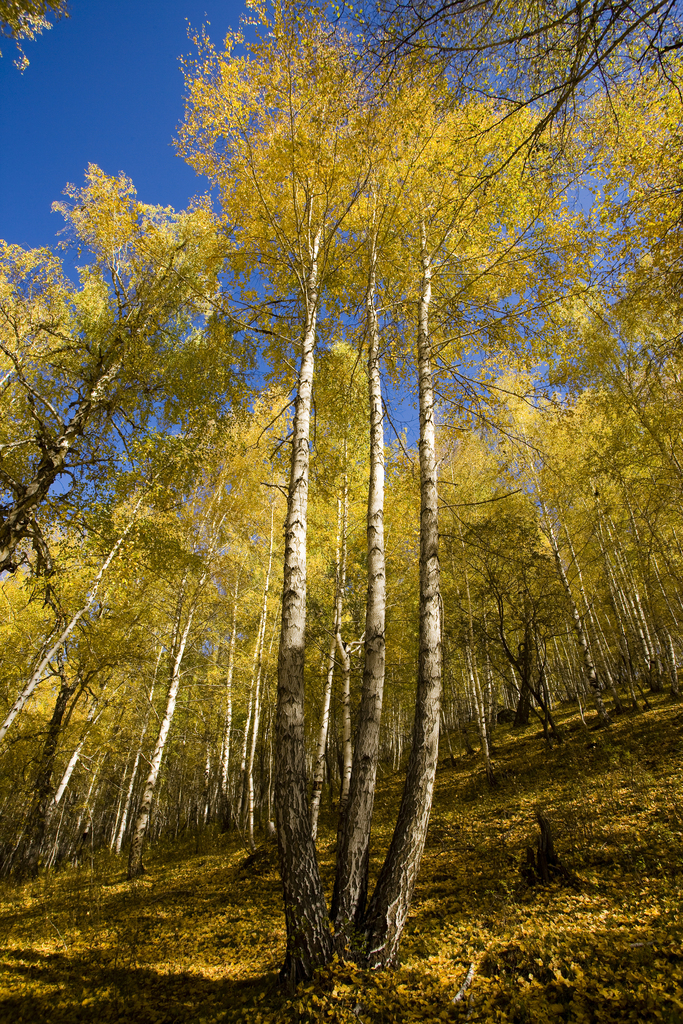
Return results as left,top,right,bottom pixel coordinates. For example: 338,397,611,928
220,572,241,803
562,523,624,712
115,671,158,855
54,688,107,807
460,529,494,782
247,503,275,851
127,573,197,878
274,226,334,981
310,496,344,840
334,474,352,812
333,227,387,932
337,632,353,811
540,500,611,727
364,222,442,968
0,492,146,743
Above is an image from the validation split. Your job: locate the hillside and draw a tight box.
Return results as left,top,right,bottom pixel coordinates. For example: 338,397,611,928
1,697,682,1024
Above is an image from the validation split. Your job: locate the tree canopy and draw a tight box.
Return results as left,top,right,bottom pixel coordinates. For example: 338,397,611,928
1,0,683,1011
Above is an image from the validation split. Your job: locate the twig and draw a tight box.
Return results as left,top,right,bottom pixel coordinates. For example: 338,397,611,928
453,963,475,1004
261,481,288,497
46,915,69,953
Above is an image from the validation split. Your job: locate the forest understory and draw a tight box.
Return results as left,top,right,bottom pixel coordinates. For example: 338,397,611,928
1,695,681,1024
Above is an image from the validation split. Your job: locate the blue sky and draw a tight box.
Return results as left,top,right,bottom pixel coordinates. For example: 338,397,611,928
0,2,422,445
0,0,246,251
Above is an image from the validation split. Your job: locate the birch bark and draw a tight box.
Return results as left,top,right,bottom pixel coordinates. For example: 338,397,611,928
460,525,494,782
337,633,353,812
220,571,241,818
363,223,442,968
115,669,158,855
54,687,107,808
310,496,344,840
0,491,146,744
562,523,624,713
274,227,333,981
0,353,123,574
333,232,387,933
247,503,275,851
540,500,611,727
126,556,211,879
335,474,352,814
7,659,79,877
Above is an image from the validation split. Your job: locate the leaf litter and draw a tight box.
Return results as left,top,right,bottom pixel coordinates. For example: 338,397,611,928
1,694,682,1023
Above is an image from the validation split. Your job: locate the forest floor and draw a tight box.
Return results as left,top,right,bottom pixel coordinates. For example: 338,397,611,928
1,695,682,1024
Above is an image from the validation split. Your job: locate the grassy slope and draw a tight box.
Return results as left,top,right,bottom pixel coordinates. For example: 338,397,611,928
1,696,682,1024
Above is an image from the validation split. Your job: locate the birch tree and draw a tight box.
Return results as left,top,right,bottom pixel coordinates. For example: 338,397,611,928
127,488,228,878
179,8,373,979
0,174,224,578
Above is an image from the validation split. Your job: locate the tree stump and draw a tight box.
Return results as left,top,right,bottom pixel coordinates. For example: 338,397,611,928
520,810,572,886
